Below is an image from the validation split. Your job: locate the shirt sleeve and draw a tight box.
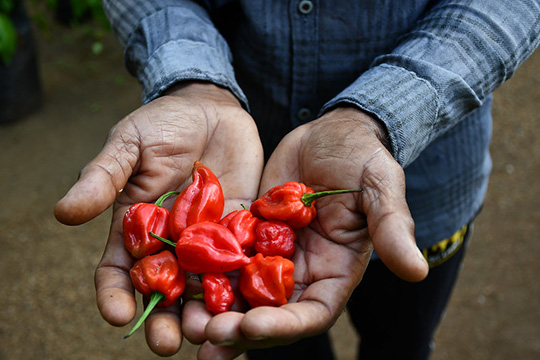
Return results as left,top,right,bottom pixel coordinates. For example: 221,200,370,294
102,0,248,106
321,0,540,167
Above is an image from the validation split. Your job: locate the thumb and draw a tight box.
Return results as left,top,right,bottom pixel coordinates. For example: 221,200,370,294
362,150,429,282
54,134,138,225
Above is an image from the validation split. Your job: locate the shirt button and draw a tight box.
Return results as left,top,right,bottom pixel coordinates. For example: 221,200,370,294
297,108,312,121
298,0,313,15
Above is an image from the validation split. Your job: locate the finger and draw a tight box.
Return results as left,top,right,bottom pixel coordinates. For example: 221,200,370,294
204,311,245,345
361,150,429,282
54,126,139,225
182,300,213,344
95,214,136,326
241,304,323,342
197,341,245,360
144,306,183,356
205,300,337,349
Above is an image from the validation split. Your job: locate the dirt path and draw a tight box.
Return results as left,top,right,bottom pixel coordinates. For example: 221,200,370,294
0,19,538,360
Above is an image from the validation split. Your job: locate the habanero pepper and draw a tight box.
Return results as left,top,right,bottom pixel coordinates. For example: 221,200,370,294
175,221,251,274
201,273,235,314
219,209,261,256
254,220,296,259
239,253,295,308
169,161,225,241
122,191,179,259
124,250,186,338
250,181,363,228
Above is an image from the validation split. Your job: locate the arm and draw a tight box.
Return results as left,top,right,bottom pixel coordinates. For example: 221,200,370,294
102,0,248,105
322,0,540,166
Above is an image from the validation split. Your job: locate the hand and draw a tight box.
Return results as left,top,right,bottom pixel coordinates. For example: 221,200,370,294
54,82,264,356
183,107,429,359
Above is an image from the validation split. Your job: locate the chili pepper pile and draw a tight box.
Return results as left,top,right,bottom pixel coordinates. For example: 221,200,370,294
122,161,362,338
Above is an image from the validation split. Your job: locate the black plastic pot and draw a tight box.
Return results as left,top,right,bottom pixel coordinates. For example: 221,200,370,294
0,1,42,124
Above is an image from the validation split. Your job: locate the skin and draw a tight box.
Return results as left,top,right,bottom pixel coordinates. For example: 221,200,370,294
55,83,428,359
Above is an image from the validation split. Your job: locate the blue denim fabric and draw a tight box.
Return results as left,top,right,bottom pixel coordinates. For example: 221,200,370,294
102,0,540,248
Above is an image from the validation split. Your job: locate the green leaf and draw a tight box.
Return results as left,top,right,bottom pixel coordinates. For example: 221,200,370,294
0,0,15,14
0,13,17,64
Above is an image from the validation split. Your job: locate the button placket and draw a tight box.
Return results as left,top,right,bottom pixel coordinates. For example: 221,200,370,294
290,0,319,126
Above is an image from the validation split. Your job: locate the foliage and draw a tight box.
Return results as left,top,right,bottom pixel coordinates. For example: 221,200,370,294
0,0,110,64
0,0,16,64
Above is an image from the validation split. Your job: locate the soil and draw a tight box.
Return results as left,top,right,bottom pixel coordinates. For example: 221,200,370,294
0,13,538,360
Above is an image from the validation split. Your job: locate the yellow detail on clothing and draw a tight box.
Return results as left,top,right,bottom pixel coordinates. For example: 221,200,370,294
422,225,468,268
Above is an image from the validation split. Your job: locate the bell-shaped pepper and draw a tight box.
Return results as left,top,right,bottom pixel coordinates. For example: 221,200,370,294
169,161,225,241
201,273,235,314
239,253,295,308
122,191,179,259
175,222,251,274
124,250,186,338
254,220,296,259
219,209,261,255
250,181,363,228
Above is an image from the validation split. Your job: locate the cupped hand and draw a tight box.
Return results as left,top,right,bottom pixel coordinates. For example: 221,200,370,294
54,82,264,356
186,107,428,359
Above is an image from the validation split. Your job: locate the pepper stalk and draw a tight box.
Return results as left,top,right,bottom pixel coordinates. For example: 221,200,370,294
300,188,364,207
124,292,164,339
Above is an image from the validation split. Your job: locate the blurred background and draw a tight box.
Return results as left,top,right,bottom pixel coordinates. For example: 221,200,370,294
0,2,538,359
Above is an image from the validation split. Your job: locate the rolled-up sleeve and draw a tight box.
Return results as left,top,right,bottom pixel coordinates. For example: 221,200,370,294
322,0,540,167
102,0,248,106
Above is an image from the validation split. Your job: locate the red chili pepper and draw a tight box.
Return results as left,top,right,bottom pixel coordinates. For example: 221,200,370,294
124,250,186,338
239,253,295,308
122,191,179,258
254,220,296,259
201,273,235,314
169,161,225,241
175,222,251,274
219,209,261,255
250,181,363,228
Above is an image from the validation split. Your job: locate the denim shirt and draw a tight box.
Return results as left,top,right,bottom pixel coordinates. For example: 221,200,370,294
103,0,540,249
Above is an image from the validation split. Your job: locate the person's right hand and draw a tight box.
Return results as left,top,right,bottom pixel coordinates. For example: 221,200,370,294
54,82,264,356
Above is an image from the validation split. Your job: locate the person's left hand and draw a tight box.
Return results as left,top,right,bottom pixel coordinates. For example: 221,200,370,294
182,107,429,359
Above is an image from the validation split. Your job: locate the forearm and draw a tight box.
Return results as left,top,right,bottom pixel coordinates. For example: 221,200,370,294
323,0,540,166
102,0,247,106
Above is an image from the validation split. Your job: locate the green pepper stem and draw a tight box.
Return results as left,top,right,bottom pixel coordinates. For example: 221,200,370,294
149,232,176,247
154,191,180,207
190,293,204,300
124,292,164,339
301,189,364,207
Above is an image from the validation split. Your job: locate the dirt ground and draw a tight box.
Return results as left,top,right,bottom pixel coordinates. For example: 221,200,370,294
0,15,538,360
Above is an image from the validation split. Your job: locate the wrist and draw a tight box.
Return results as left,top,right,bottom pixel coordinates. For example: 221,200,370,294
163,81,242,107
322,106,391,150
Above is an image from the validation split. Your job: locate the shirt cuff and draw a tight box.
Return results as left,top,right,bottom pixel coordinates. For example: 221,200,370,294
321,63,440,167
137,39,249,108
